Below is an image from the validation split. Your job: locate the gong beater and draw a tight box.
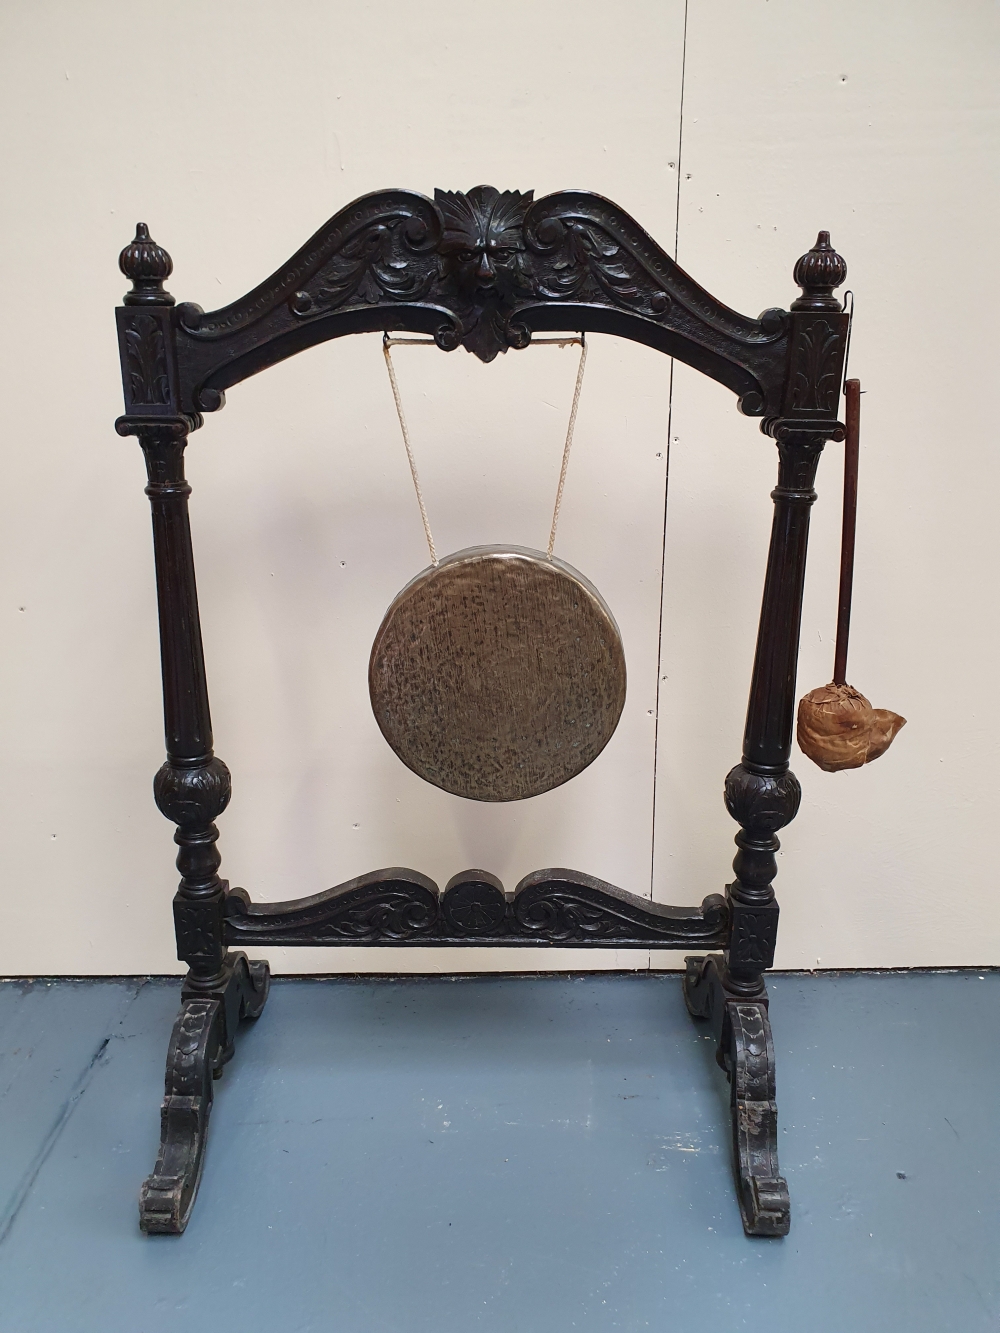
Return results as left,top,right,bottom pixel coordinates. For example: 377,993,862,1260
370,336,627,802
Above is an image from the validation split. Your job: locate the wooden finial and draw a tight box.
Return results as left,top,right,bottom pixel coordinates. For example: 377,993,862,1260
119,222,174,306
791,231,847,311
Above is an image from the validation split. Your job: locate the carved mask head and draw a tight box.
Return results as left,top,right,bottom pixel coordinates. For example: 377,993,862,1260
435,186,532,299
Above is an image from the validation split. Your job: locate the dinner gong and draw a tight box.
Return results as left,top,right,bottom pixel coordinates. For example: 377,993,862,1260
371,334,627,802
370,544,626,801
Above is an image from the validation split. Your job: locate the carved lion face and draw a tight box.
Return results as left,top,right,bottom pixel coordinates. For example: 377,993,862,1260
435,186,532,299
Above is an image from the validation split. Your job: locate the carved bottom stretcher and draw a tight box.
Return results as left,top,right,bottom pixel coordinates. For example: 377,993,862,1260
114,187,852,1238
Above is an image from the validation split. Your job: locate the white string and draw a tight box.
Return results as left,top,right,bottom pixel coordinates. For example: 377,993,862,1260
383,336,438,566
547,333,587,559
381,332,588,566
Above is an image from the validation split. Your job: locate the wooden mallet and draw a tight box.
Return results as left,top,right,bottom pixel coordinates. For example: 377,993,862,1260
796,379,906,771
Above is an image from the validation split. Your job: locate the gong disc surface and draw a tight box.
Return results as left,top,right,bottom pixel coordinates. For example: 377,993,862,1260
369,545,626,802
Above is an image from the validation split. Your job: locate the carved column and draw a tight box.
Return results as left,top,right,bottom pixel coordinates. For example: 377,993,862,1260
116,227,229,989
724,429,819,992
724,233,849,993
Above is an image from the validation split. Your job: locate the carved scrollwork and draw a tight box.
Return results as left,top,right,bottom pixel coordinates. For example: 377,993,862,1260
524,192,783,345
140,952,269,1235
728,1001,790,1235
526,212,669,316
178,190,443,337
223,867,729,949
514,871,727,945
168,187,793,401
224,869,439,944
289,210,440,318
683,955,790,1237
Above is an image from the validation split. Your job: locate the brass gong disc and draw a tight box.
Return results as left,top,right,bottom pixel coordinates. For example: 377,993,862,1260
369,545,626,802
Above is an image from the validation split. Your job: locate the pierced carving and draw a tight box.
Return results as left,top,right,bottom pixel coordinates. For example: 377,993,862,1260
124,313,171,406
223,867,729,949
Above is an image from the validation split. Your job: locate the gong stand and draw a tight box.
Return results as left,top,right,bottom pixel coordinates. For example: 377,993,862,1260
114,188,850,1238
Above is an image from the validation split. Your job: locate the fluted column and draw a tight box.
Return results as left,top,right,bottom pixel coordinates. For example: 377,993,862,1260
723,231,850,994
116,225,229,988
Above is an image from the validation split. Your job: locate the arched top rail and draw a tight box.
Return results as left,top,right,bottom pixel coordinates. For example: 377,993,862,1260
115,187,850,438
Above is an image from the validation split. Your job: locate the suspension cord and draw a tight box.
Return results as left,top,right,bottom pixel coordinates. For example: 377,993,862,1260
382,333,588,565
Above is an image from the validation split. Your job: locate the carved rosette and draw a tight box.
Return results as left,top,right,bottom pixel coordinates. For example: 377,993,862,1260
441,871,508,936
173,897,224,963
154,757,232,828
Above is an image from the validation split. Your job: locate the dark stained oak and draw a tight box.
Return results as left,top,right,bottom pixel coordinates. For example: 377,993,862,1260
115,196,850,1237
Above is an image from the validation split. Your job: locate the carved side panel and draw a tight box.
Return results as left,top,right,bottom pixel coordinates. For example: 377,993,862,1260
173,896,225,969
781,311,850,420
116,306,178,415
728,899,780,971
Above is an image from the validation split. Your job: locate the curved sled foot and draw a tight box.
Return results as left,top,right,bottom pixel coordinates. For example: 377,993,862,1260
139,952,270,1235
684,954,790,1238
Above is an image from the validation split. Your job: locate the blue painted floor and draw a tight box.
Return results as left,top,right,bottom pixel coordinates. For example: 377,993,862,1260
0,971,996,1331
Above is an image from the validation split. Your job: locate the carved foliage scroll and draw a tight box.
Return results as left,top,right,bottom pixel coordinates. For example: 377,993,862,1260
177,187,789,376
223,868,730,949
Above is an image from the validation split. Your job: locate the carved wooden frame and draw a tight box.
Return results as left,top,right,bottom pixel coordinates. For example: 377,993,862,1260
114,187,850,1239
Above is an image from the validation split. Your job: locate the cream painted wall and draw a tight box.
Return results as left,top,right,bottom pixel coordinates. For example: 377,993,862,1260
0,0,996,975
